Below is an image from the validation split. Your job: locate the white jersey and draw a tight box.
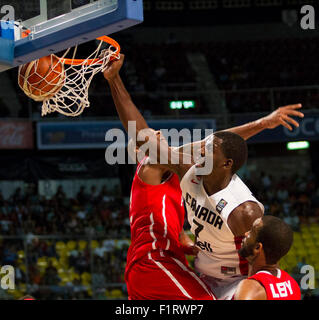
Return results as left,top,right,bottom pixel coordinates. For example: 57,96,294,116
180,165,264,285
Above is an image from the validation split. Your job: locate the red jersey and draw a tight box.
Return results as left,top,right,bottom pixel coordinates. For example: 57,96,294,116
125,158,187,277
249,269,301,300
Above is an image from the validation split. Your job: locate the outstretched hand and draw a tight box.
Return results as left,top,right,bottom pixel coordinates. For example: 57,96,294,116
103,53,125,81
262,104,304,131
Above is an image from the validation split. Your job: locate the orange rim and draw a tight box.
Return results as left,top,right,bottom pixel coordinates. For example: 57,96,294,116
60,36,121,65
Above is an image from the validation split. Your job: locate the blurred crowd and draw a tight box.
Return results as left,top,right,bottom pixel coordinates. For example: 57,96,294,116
0,184,130,237
246,172,319,230
1,172,317,238
0,171,318,299
0,183,130,299
3,37,319,118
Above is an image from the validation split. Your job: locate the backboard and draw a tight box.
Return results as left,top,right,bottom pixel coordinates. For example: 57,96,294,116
0,0,143,72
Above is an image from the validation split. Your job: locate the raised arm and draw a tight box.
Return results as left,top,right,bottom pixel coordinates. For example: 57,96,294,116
103,54,148,134
221,104,304,140
174,104,304,155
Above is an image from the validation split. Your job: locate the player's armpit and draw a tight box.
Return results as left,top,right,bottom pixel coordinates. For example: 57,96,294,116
234,279,267,300
227,201,264,237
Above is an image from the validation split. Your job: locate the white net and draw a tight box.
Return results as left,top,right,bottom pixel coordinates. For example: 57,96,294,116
18,37,120,117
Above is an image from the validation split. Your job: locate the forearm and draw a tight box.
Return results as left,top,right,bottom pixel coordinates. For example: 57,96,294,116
107,74,149,133
221,118,267,141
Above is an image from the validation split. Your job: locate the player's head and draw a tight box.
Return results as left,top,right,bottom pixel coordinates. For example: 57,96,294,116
196,131,248,176
239,215,294,265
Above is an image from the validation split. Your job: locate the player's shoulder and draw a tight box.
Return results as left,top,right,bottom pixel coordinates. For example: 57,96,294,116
234,278,267,300
235,201,264,217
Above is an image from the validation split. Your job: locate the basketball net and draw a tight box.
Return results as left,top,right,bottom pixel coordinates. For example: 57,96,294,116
20,36,120,117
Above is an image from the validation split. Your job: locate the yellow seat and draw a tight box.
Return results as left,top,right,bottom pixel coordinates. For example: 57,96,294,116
56,241,66,251
293,236,303,242
110,289,124,299
9,289,22,300
59,256,69,268
59,272,72,285
67,240,77,251
48,257,59,268
18,250,25,259
309,224,319,231
58,267,66,274
90,240,99,250
81,272,91,285
78,240,87,251
70,272,80,281
284,256,297,267
37,257,48,268
18,263,26,273
312,233,319,242
304,240,315,249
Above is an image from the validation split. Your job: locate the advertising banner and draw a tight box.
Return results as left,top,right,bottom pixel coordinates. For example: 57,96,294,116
37,119,216,150
0,121,33,149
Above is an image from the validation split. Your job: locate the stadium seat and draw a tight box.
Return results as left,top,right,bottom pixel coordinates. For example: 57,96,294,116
18,263,26,273
48,257,60,268
18,250,25,259
59,256,69,268
78,240,87,251
312,233,319,242
301,233,312,241
56,241,66,252
81,272,91,285
110,289,124,299
57,267,65,274
59,272,71,285
37,257,48,268
70,271,80,281
293,234,303,242
309,224,319,232
8,289,22,300
304,240,315,249
90,240,99,250
67,240,77,251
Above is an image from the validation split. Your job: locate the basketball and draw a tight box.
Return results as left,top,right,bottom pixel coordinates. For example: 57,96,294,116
18,55,65,102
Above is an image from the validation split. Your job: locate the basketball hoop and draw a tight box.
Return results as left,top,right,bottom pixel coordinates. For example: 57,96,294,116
18,36,120,117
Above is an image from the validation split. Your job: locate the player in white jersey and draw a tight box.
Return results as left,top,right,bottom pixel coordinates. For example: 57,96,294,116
103,54,304,299
143,127,306,299
180,138,264,299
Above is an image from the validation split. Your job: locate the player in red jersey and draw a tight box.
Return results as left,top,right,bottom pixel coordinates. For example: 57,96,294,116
104,57,215,300
125,154,215,299
234,215,301,300
103,54,303,300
